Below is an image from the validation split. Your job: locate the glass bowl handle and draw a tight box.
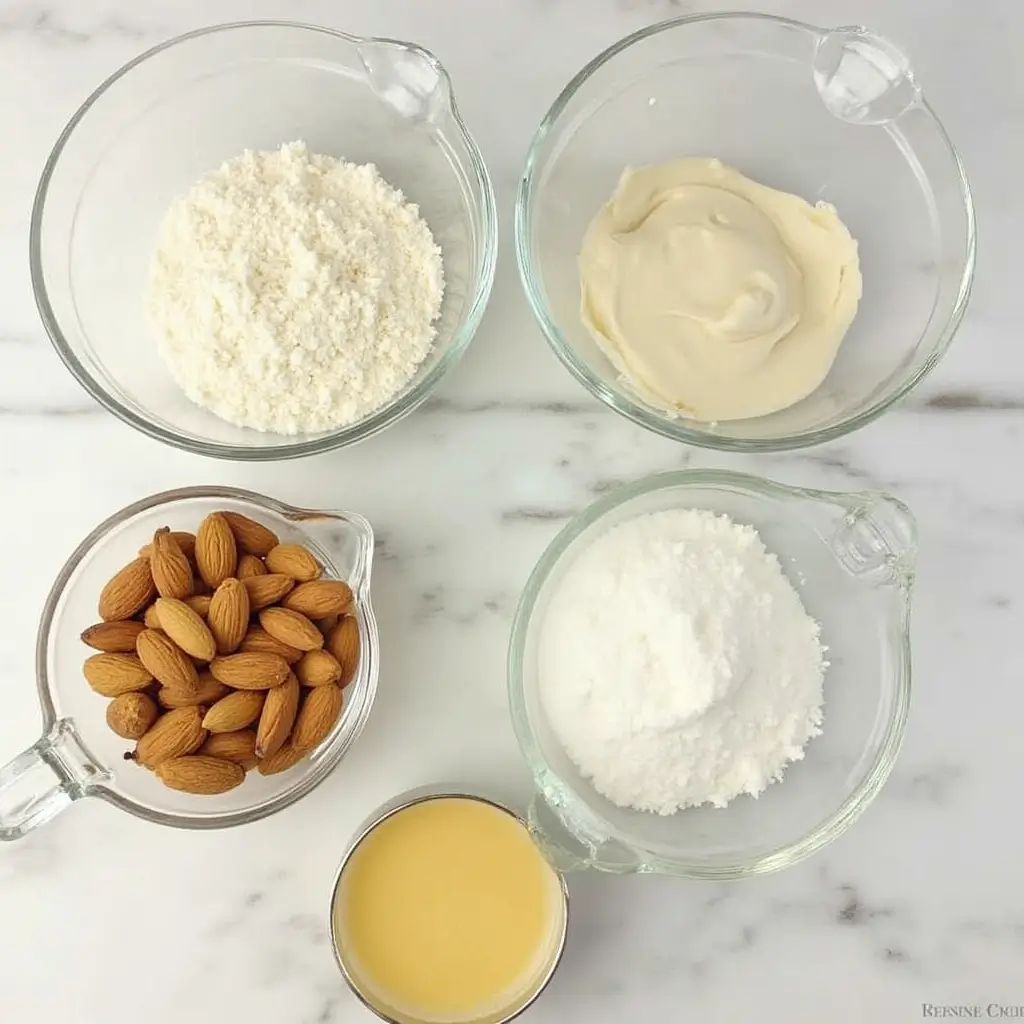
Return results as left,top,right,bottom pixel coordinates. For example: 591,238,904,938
0,719,108,842
527,774,647,875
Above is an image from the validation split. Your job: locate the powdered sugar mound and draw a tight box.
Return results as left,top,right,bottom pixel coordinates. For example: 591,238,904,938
147,141,444,435
538,508,826,814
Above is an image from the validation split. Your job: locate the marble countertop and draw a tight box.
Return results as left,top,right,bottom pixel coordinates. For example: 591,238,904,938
0,0,1019,1020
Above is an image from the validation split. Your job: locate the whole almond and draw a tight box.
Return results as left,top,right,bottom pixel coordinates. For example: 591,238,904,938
185,594,212,617
281,580,353,618
143,603,163,629
255,672,300,758
106,692,159,740
242,573,295,610
155,598,217,662
98,558,156,621
220,512,279,557
150,529,195,600
136,629,199,695
259,607,324,652
202,690,265,733
139,531,196,564
291,684,343,753
134,706,207,768
158,673,230,709
200,730,258,770
239,626,303,665
326,616,360,688
208,578,250,655
84,653,153,697
81,620,146,653
155,755,245,794
295,649,342,688
237,554,268,579
265,543,321,583
209,652,290,690
195,512,237,589
256,744,305,776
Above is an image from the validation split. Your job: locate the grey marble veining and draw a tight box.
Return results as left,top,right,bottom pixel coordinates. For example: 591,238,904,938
0,0,1021,1021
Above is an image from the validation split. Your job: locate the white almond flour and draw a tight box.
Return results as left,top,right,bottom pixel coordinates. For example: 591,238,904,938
147,141,444,434
538,509,826,814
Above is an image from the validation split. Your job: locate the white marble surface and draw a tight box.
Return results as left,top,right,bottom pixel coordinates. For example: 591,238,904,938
0,0,1020,1020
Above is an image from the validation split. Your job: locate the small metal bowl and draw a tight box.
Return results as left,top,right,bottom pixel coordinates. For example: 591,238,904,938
329,787,569,1024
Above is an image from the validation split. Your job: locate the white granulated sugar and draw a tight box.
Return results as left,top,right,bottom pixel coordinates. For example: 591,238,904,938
538,509,826,814
147,141,444,434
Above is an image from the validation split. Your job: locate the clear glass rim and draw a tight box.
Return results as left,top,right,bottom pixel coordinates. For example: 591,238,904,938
29,20,498,461
514,11,977,453
34,484,380,829
507,469,913,878
328,788,570,1024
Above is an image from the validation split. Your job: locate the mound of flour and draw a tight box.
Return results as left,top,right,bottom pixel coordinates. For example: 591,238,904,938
147,141,444,435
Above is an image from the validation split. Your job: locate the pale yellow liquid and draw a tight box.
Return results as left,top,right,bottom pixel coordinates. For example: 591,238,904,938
333,797,565,1024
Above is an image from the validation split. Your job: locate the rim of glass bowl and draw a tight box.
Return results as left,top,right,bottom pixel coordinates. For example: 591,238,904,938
29,20,498,461
36,485,379,830
507,470,913,878
514,11,976,453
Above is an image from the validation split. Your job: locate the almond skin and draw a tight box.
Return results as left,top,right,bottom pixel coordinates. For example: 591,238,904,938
106,692,159,740
156,756,245,794
255,672,300,758
155,598,217,662
236,554,268,579
158,673,230,709
220,512,279,557
265,543,321,583
200,730,258,770
98,558,156,621
281,580,353,618
208,577,250,655
134,706,207,768
144,603,163,629
326,616,360,688
150,529,195,600
295,649,343,687
291,684,343,753
242,573,295,610
202,690,266,733
81,620,146,653
84,653,154,697
136,629,199,695
139,531,196,564
209,652,290,690
258,607,324,653
185,594,212,617
256,743,305,776
195,512,237,590
239,626,303,665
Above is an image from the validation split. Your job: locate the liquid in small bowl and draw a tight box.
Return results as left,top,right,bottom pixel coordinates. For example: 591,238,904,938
331,793,568,1024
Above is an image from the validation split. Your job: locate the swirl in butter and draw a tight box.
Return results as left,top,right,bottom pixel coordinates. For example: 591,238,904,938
579,159,862,421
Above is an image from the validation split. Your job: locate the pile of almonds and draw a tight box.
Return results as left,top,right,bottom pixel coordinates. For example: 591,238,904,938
80,510,359,795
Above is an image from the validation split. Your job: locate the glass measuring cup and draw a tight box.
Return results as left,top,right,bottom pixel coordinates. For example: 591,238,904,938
508,470,915,878
0,487,379,841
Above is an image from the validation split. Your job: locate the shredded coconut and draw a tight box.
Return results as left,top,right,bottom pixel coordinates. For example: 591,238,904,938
538,509,826,814
147,141,444,434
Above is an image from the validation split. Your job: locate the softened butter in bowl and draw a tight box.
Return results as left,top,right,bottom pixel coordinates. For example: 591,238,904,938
331,793,567,1024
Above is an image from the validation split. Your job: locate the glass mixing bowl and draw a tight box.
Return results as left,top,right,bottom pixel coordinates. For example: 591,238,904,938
516,14,975,451
508,470,916,878
31,21,497,459
0,487,379,840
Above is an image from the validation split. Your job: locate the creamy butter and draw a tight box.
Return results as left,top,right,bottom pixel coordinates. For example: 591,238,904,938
579,159,862,421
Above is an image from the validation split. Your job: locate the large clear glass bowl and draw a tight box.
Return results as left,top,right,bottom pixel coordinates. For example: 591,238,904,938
31,21,497,460
508,470,916,878
516,14,975,451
